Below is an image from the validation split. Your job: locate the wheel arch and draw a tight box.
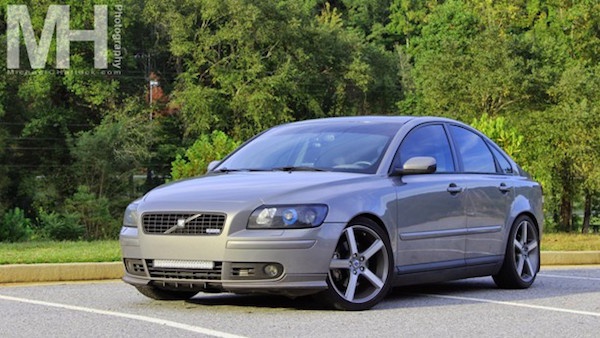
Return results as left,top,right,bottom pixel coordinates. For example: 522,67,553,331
514,211,541,239
347,213,392,242
346,213,396,267
509,193,543,240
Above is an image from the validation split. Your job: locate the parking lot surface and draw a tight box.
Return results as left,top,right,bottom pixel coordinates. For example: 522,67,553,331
1,266,599,337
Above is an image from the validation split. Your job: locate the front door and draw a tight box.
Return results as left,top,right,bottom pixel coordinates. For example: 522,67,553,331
393,124,467,273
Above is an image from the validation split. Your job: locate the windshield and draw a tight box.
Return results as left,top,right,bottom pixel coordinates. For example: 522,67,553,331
216,122,401,174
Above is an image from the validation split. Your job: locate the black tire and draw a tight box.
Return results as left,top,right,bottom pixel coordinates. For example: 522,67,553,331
493,215,540,289
322,217,394,310
135,285,198,300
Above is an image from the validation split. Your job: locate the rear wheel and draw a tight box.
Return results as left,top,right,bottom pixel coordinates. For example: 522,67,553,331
135,285,198,300
493,215,540,289
323,217,393,310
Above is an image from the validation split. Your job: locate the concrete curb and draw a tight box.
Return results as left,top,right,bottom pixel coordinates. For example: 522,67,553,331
541,251,600,266
0,262,123,284
0,252,598,284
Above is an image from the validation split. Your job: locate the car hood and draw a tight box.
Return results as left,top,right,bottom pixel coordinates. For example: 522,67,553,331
139,171,370,212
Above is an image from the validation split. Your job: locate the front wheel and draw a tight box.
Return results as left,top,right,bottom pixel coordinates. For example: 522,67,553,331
323,218,393,310
493,215,540,289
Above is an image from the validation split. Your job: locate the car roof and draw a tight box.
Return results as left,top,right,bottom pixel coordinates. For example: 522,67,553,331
285,115,460,127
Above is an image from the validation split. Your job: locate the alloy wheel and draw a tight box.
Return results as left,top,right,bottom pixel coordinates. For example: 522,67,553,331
328,223,390,306
512,219,539,283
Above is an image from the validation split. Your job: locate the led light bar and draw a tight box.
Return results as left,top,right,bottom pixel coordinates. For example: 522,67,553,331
153,259,215,269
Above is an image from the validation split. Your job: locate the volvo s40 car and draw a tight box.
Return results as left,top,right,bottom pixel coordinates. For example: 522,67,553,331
120,116,543,310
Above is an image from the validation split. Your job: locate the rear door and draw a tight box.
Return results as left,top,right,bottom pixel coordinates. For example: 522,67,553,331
448,125,514,264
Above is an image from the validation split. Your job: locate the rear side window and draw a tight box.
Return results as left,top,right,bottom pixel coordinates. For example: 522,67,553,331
398,124,455,173
449,126,496,173
489,145,513,174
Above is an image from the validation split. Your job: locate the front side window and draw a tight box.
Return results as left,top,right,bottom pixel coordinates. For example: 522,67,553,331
397,124,455,173
450,126,496,173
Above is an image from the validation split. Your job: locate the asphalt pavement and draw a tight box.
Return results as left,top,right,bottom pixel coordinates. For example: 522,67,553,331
0,266,598,337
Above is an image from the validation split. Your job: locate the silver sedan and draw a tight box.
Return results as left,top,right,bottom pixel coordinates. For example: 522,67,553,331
120,116,543,310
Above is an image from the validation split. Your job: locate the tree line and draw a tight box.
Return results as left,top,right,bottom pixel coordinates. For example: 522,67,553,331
1,0,599,241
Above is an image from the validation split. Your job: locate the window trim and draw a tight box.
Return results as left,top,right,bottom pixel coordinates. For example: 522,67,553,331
389,122,458,175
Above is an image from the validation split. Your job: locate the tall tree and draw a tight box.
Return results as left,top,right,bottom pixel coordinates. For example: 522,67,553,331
144,0,399,140
0,0,170,225
395,0,529,120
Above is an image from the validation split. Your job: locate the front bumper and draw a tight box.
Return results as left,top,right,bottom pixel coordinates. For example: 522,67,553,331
120,222,346,297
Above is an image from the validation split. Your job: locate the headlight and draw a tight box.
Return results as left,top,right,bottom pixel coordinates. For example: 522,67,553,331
248,204,328,229
122,201,140,228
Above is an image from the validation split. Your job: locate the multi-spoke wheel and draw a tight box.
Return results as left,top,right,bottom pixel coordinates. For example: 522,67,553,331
323,217,393,310
493,215,540,289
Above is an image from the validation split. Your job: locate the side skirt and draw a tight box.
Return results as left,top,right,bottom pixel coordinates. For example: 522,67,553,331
393,255,503,287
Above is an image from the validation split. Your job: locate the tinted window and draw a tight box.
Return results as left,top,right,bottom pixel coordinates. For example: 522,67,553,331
490,145,513,174
450,126,496,173
398,125,454,173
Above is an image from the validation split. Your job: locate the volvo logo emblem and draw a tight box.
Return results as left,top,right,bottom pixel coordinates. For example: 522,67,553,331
164,214,202,234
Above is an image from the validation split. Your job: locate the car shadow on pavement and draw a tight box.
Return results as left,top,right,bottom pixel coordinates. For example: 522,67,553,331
186,293,331,311
186,278,502,310
185,280,495,311
391,278,496,296
382,271,599,310
186,270,599,311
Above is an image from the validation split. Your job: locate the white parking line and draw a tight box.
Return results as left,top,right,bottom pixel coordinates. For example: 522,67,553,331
538,273,600,281
421,293,600,318
0,294,247,338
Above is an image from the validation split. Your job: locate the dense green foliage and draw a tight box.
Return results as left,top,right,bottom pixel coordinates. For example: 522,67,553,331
36,209,85,241
1,0,600,240
0,207,31,242
171,130,240,179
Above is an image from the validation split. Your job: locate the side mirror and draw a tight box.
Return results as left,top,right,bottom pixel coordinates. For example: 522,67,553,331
392,156,437,176
207,160,221,172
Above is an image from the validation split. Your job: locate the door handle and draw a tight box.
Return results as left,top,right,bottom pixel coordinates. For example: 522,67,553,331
447,183,463,194
498,183,511,193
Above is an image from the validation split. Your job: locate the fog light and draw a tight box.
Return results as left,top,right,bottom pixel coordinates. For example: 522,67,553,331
124,259,146,277
264,264,280,278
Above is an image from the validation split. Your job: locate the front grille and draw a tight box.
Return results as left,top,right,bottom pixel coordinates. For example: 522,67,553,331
142,212,226,235
147,260,223,280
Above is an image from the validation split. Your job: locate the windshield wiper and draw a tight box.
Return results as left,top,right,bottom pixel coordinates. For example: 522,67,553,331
273,166,327,172
215,166,327,173
214,168,272,173
213,168,240,173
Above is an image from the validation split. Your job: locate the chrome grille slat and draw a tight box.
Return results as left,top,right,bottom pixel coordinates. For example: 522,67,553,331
142,213,225,235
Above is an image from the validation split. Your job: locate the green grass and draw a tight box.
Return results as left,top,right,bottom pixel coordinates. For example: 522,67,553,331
541,233,600,251
0,234,599,265
0,240,121,265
